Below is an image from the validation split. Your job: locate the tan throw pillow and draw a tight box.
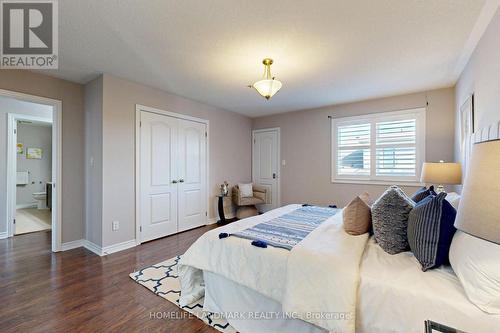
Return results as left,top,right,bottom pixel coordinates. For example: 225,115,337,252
359,192,374,206
343,194,372,235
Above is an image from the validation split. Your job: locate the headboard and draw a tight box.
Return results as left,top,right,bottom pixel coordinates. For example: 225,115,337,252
472,121,500,143
456,120,500,244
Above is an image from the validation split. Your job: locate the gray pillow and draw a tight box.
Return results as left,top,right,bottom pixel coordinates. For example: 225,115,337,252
372,186,415,254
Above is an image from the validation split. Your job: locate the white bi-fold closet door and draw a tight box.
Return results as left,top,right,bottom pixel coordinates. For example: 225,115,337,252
138,109,207,243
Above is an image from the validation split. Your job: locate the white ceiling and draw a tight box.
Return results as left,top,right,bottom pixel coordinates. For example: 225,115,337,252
45,0,489,117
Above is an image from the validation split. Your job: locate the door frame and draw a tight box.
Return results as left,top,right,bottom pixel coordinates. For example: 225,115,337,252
2,89,62,252
135,104,209,245
252,127,281,209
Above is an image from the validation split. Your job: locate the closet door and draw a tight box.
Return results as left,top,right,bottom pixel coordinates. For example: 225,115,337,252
139,111,178,242
177,119,207,232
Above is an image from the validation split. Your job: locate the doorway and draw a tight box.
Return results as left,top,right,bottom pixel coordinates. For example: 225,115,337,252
14,118,53,235
2,89,62,252
252,128,280,212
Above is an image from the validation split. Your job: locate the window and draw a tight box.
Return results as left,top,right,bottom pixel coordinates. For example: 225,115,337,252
331,108,426,184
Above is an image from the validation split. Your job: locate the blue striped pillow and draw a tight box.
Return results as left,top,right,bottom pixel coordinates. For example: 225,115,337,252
407,192,457,271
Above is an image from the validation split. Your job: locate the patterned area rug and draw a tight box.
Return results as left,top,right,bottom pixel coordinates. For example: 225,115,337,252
130,256,236,333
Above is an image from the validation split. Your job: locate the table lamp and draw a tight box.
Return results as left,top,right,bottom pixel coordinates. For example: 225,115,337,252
421,160,462,193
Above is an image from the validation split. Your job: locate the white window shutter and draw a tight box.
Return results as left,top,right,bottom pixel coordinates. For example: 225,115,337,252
375,119,417,177
331,108,425,184
336,123,371,177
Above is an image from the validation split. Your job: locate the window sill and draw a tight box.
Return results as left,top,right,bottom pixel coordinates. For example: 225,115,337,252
331,179,425,187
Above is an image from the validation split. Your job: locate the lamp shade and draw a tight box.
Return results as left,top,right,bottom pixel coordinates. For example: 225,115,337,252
455,140,500,244
252,79,282,100
420,162,462,185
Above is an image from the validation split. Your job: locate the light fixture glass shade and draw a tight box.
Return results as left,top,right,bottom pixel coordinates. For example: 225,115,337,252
252,79,282,100
250,58,282,100
420,162,462,185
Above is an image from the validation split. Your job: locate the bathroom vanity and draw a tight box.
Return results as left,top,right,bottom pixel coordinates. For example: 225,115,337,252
46,182,52,211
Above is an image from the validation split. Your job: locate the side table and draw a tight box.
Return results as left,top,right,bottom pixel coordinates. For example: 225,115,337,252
216,195,238,225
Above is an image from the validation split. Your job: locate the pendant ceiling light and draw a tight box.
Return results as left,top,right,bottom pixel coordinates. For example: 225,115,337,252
250,58,282,100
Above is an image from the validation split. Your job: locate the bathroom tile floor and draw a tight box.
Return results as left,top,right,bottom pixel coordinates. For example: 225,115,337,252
15,208,51,235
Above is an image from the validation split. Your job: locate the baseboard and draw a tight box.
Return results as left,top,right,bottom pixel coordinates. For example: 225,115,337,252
83,240,104,256
16,203,37,209
101,239,136,255
61,239,84,251
0,231,8,239
81,239,136,256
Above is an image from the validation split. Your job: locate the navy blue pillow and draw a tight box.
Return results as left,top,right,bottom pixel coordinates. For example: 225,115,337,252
411,185,436,203
407,192,457,271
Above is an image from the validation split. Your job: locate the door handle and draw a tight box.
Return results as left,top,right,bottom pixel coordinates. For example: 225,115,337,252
172,180,178,184
179,179,184,183
273,173,276,179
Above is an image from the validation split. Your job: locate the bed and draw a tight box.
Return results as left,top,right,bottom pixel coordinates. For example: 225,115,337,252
357,238,500,332
178,204,500,333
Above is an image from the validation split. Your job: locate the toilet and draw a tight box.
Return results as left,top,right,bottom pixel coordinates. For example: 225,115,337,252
32,192,48,209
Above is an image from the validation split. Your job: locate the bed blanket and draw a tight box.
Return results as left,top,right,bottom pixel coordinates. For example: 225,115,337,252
178,204,369,333
232,205,340,250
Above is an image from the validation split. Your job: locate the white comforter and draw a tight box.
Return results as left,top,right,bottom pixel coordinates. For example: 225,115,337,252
178,204,369,333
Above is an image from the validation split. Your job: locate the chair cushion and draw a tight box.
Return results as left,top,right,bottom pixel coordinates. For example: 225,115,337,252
239,197,265,206
408,192,457,271
372,186,415,254
343,193,372,235
238,183,253,197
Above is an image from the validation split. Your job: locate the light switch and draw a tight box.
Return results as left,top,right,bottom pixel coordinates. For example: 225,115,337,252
282,159,286,166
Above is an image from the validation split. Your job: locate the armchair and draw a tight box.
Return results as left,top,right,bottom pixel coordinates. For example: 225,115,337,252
232,184,268,219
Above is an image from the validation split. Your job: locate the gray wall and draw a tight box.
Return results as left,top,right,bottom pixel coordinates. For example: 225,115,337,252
16,123,52,207
84,77,103,246
455,7,500,165
0,70,85,242
253,87,456,207
92,74,252,247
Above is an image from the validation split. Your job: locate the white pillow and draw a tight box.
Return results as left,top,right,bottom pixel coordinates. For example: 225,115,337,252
445,192,461,211
238,183,253,198
449,230,500,314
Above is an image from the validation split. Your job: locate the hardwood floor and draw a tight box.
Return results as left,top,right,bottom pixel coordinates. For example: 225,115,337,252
0,225,219,333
